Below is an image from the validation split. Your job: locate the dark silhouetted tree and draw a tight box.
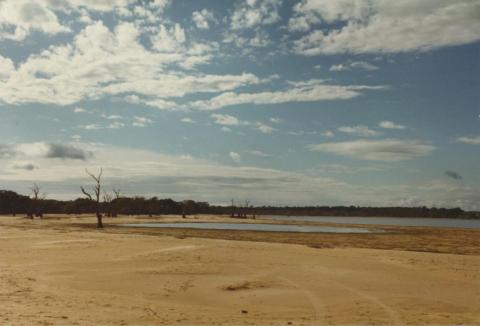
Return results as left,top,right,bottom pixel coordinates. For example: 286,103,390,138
29,183,46,218
81,168,103,228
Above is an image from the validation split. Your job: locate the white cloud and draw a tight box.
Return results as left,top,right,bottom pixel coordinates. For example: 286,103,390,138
210,114,245,126
229,151,241,163
457,136,480,145
379,121,407,130
329,64,347,72
350,61,379,70
0,142,477,209
246,150,270,157
338,125,380,137
151,23,186,52
330,61,379,71
0,21,263,107
255,122,276,134
292,0,480,55
0,55,15,81
230,0,282,30
73,107,86,113
308,138,435,161
192,9,216,29
0,0,70,41
107,121,125,129
191,80,385,110
103,114,123,120
132,116,153,127
210,114,275,134
58,0,136,12
180,117,196,124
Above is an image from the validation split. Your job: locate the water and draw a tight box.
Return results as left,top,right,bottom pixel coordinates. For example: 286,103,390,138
121,222,377,233
264,216,480,229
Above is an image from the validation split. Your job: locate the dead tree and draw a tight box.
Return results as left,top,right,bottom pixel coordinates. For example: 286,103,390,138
29,183,45,218
112,188,121,217
230,199,235,218
103,191,113,217
244,200,250,218
81,168,103,228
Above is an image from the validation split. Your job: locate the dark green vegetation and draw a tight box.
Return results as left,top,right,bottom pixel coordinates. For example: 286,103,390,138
1,189,478,218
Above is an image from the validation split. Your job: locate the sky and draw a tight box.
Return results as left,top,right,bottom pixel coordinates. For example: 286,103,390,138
0,0,479,209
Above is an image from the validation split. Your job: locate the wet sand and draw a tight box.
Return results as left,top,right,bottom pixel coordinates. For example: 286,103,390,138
1,214,479,325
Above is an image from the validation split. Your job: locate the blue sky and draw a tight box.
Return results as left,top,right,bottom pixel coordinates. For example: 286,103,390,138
0,0,479,209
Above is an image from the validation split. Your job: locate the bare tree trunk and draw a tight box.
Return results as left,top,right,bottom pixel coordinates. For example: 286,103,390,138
81,168,104,228
97,211,103,228
30,183,46,219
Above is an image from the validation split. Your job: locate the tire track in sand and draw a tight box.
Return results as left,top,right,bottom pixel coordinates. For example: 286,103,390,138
334,280,402,325
278,276,327,325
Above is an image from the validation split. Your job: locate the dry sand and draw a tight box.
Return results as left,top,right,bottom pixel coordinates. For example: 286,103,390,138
1,214,479,325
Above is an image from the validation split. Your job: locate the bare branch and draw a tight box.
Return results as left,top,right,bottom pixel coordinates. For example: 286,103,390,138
30,183,40,199
103,191,112,203
80,186,92,200
82,168,104,228
113,188,121,199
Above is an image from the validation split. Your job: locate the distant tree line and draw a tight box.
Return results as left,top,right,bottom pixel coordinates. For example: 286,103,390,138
0,189,478,219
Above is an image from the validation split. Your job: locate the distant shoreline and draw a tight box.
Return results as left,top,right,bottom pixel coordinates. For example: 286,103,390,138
2,189,479,219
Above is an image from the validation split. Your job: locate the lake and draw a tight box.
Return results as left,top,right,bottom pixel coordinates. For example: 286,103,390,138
121,222,377,233
263,216,480,229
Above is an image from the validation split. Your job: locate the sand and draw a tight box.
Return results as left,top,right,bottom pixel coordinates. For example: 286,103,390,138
1,214,479,325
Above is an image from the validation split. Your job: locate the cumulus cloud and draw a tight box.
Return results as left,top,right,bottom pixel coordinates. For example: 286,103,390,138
210,114,245,126
308,139,435,161
457,136,480,145
379,121,407,130
445,170,462,181
0,55,15,81
292,0,480,55
255,122,276,134
0,0,70,41
0,0,169,41
338,125,379,137
192,9,216,29
229,151,241,163
230,0,282,30
0,21,261,108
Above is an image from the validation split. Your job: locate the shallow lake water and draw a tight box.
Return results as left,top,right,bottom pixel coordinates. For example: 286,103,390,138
263,216,480,229
121,222,377,233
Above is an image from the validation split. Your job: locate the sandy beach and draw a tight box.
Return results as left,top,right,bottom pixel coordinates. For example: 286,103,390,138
1,215,479,325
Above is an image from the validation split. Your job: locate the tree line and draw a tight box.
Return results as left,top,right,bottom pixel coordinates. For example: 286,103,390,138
1,188,478,221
